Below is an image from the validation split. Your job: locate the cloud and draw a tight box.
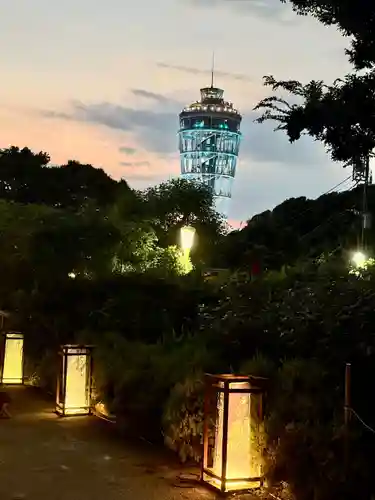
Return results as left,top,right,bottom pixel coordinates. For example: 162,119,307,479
40,91,326,166
41,100,178,155
38,93,340,223
131,88,178,105
189,0,296,22
120,159,175,188
157,62,253,82
119,146,137,155
41,109,73,121
120,160,150,167
126,173,173,186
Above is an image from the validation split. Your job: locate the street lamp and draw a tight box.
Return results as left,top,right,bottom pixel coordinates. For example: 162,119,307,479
201,374,266,494
351,250,367,268
180,226,196,273
180,226,196,252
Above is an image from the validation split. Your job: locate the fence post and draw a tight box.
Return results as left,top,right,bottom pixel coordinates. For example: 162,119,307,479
344,362,351,473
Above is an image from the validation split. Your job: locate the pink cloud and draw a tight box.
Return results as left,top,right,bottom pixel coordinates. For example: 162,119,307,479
120,153,180,189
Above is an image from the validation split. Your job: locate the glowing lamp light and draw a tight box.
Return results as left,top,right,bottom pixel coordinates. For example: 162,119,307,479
180,226,196,274
56,345,93,417
351,251,367,268
0,332,24,385
180,226,196,252
201,374,266,494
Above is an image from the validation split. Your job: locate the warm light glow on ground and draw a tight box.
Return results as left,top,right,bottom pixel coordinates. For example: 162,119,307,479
2,334,23,384
64,354,89,415
205,477,260,492
95,402,109,417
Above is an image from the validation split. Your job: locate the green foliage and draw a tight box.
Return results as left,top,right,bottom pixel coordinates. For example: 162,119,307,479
254,0,375,165
24,350,57,394
217,186,370,272
162,354,276,464
141,178,222,230
198,263,375,499
141,178,226,266
0,146,222,345
162,374,205,463
89,332,215,441
281,0,375,70
255,73,375,165
3,143,375,499
240,354,276,379
264,358,373,500
0,146,121,209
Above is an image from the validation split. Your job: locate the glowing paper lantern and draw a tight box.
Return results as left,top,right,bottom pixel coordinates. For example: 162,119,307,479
56,345,93,416
201,374,266,494
0,332,24,385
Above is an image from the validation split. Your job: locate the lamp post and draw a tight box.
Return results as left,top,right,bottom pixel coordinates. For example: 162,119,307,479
56,345,93,416
201,374,266,494
351,250,367,268
180,226,196,273
0,332,24,385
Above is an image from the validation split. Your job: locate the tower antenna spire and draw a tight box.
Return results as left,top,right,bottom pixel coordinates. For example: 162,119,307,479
211,51,215,88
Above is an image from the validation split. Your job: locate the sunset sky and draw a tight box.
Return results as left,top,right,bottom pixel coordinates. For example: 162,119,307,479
0,0,352,223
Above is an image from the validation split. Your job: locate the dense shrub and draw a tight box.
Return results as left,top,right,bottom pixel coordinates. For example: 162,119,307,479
162,354,273,463
162,374,205,462
89,331,216,440
24,350,58,394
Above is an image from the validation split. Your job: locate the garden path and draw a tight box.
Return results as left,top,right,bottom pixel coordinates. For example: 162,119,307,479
0,386,217,500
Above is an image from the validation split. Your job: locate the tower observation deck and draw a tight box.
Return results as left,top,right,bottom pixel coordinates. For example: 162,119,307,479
178,85,242,217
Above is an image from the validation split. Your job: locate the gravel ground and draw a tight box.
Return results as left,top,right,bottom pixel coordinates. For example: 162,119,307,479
0,387,217,500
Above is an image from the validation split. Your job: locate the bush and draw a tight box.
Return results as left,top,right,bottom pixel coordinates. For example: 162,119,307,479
265,422,373,500
24,350,57,394
89,331,215,440
162,353,274,464
239,353,276,379
162,374,205,462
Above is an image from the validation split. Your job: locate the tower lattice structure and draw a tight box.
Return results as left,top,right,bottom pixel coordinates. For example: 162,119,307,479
178,84,242,217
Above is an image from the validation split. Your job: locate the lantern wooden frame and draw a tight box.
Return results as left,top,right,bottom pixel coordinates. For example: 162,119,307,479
56,345,93,417
201,374,265,494
0,331,24,385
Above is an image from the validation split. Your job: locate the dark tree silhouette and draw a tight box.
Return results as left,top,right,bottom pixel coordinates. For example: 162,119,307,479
254,1,375,165
0,146,123,209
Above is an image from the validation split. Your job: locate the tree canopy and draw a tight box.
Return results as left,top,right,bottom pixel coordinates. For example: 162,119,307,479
255,0,375,166
215,183,374,272
1,143,374,499
281,0,375,70
0,145,224,343
0,146,123,209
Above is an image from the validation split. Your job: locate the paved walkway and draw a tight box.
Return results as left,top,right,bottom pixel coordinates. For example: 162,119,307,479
0,387,215,500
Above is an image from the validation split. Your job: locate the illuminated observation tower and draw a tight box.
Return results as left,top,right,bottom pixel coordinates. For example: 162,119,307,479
178,75,242,217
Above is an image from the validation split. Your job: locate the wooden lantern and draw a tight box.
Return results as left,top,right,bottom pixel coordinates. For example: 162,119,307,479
0,332,24,385
201,374,266,494
56,345,93,416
